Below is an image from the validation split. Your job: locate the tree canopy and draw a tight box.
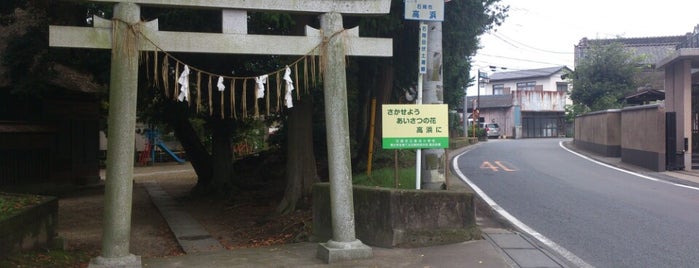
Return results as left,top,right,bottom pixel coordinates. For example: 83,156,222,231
443,0,507,109
569,42,645,112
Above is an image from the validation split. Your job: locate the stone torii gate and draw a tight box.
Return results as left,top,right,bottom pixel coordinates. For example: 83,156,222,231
49,1,391,266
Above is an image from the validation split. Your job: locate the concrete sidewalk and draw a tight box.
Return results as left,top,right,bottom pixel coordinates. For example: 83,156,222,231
142,239,510,268
561,141,699,188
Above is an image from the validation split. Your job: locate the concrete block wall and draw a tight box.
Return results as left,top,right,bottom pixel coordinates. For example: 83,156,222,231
574,109,622,157
620,104,666,171
574,104,666,171
312,183,479,248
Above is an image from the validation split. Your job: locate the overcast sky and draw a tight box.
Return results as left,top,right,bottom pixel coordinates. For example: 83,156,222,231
465,0,699,95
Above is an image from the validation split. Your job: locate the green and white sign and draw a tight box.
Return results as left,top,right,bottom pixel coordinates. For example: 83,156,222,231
382,104,449,149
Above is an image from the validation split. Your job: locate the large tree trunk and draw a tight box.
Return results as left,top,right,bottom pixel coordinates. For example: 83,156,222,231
352,59,394,170
275,98,319,215
207,118,235,197
421,21,446,190
350,60,375,170
164,103,213,190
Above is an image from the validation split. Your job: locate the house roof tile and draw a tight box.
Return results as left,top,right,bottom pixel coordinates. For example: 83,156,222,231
466,95,513,109
576,35,689,65
488,66,570,82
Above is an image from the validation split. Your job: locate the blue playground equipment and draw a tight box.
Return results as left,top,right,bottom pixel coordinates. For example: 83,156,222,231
139,129,185,165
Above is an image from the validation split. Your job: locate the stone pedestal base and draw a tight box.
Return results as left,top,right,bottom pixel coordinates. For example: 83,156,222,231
317,239,372,264
89,254,141,268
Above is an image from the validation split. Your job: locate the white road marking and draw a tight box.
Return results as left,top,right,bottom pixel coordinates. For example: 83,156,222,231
453,147,594,268
558,141,699,192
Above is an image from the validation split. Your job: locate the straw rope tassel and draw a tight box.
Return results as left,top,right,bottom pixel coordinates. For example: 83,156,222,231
254,80,259,117
190,72,201,110
153,50,159,89
265,76,270,116
162,56,169,97
242,79,248,119
221,78,225,119
231,79,237,119
311,54,316,88
174,62,180,100
144,51,150,82
294,63,300,100
208,75,213,116
186,70,192,104
303,57,308,94
319,54,325,83
276,72,281,112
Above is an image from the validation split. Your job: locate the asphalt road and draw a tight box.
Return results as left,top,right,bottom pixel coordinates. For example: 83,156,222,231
454,138,699,268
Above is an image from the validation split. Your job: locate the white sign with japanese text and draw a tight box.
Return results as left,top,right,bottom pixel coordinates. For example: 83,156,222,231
382,104,449,149
419,23,428,74
404,0,444,21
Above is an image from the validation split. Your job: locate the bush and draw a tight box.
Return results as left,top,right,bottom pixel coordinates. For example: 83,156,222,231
353,167,416,189
466,126,486,138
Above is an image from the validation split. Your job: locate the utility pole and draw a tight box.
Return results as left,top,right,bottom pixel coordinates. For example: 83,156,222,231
405,0,446,190
420,20,446,190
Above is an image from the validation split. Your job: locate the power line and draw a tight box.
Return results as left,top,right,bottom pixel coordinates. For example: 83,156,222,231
478,53,570,67
473,62,536,73
491,33,521,49
492,32,573,55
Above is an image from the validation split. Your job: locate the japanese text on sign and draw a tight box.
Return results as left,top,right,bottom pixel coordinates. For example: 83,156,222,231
404,0,445,21
382,104,449,149
419,23,428,74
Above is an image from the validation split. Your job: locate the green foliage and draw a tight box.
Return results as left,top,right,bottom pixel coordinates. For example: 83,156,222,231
449,111,464,136
1,1,27,18
248,12,296,35
231,118,269,156
353,167,416,189
1,1,113,97
467,125,486,138
449,136,473,148
564,103,590,123
355,0,508,108
443,0,508,110
2,4,50,97
0,193,41,221
569,42,644,111
143,7,220,32
0,248,91,267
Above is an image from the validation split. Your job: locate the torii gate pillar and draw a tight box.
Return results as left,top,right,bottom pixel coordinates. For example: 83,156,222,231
91,2,142,267
316,12,372,263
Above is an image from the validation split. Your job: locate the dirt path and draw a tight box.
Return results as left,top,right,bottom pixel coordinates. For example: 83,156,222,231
57,162,309,258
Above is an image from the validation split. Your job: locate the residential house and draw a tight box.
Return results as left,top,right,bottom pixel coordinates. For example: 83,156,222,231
573,24,699,171
467,66,571,138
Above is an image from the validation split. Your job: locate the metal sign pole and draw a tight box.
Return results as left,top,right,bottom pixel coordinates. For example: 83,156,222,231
415,20,427,189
